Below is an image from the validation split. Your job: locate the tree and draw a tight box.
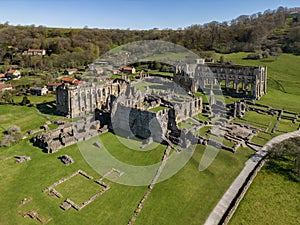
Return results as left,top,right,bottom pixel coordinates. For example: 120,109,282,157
270,47,282,59
268,137,300,181
219,56,225,63
1,91,13,103
0,125,22,147
20,96,30,105
1,59,10,73
154,62,162,70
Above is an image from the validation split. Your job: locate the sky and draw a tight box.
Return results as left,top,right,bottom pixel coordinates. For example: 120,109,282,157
0,0,299,30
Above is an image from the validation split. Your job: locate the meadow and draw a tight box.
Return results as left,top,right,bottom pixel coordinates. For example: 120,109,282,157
229,167,300,225
218,53,300,225
0,53,299,224
218,53,300,112
0,133,253,225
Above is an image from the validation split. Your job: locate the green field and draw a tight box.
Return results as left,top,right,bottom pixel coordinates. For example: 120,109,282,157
0,97,69,139
230,167,300,225
0,105,48,138
0,131,255,225
12,94,56,105
218,53,300,112
149,105,167,113
98,132,167,166
0,53,299,224
54,174,104,204
0,140,147,225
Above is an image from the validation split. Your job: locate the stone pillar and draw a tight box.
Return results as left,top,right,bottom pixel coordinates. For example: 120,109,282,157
242,82,246,92
251,82,256,98
225,78,229,90
84,91,88,113
244,83,248,95
264,66,267,95
209,89,215,106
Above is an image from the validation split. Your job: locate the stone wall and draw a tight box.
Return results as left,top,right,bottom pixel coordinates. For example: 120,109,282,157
56,80,127,118
174,63,267,99
32,117,99,153
112,103,168,142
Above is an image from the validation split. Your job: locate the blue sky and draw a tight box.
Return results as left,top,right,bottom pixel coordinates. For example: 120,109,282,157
0,0,299,29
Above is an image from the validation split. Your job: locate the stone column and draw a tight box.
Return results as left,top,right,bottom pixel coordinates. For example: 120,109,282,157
235,82,239,93
251,82,256,98
225,77,229,90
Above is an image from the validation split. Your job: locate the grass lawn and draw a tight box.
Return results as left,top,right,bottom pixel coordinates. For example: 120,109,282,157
98,132,167,166
13,94,56,105
222,138,236,148
0,129,254,225
230,167,300,225
233,110,278,132
135,145,254,225
197,114,210,122
54,174,104,204
0,104,48,137
148,71,173,77
217,53,300,112
198,126,212,136
133,81,160,92
178,121,193,129
0,52,299,224
149,105,166,113
7,75,47,88
0,139,147,225
277,119,300,133
250,135,269,145
242,111,275,126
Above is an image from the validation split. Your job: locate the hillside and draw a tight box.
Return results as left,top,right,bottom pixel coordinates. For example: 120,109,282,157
0,7,299,71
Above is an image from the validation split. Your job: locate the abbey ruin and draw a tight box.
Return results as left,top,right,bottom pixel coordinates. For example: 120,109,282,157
31,60,269,152
56,79,128,118
174,62,267,99
111,78,202,145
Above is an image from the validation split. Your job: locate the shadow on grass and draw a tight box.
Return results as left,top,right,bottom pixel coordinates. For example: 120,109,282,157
36,101,58,115
260,59,275,63
265,159,300,183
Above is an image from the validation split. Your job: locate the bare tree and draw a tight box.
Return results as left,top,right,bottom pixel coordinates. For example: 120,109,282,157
0,125,22,147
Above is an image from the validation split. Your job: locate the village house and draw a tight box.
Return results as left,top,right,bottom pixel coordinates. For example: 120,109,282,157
94,67,104,75
0,82,12,91
6,70,21,80
30,86,48,96
61,77,83,85
47,82,62,92
121,67,136,74
64,68,78,75
0,74,6,81
110,69,119,75
22,49,46,56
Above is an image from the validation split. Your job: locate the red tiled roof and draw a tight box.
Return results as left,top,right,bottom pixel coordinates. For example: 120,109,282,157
122,67,133,71
74,80,84,85
7,70,16,74
61,77,76,83
61,77,83,85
